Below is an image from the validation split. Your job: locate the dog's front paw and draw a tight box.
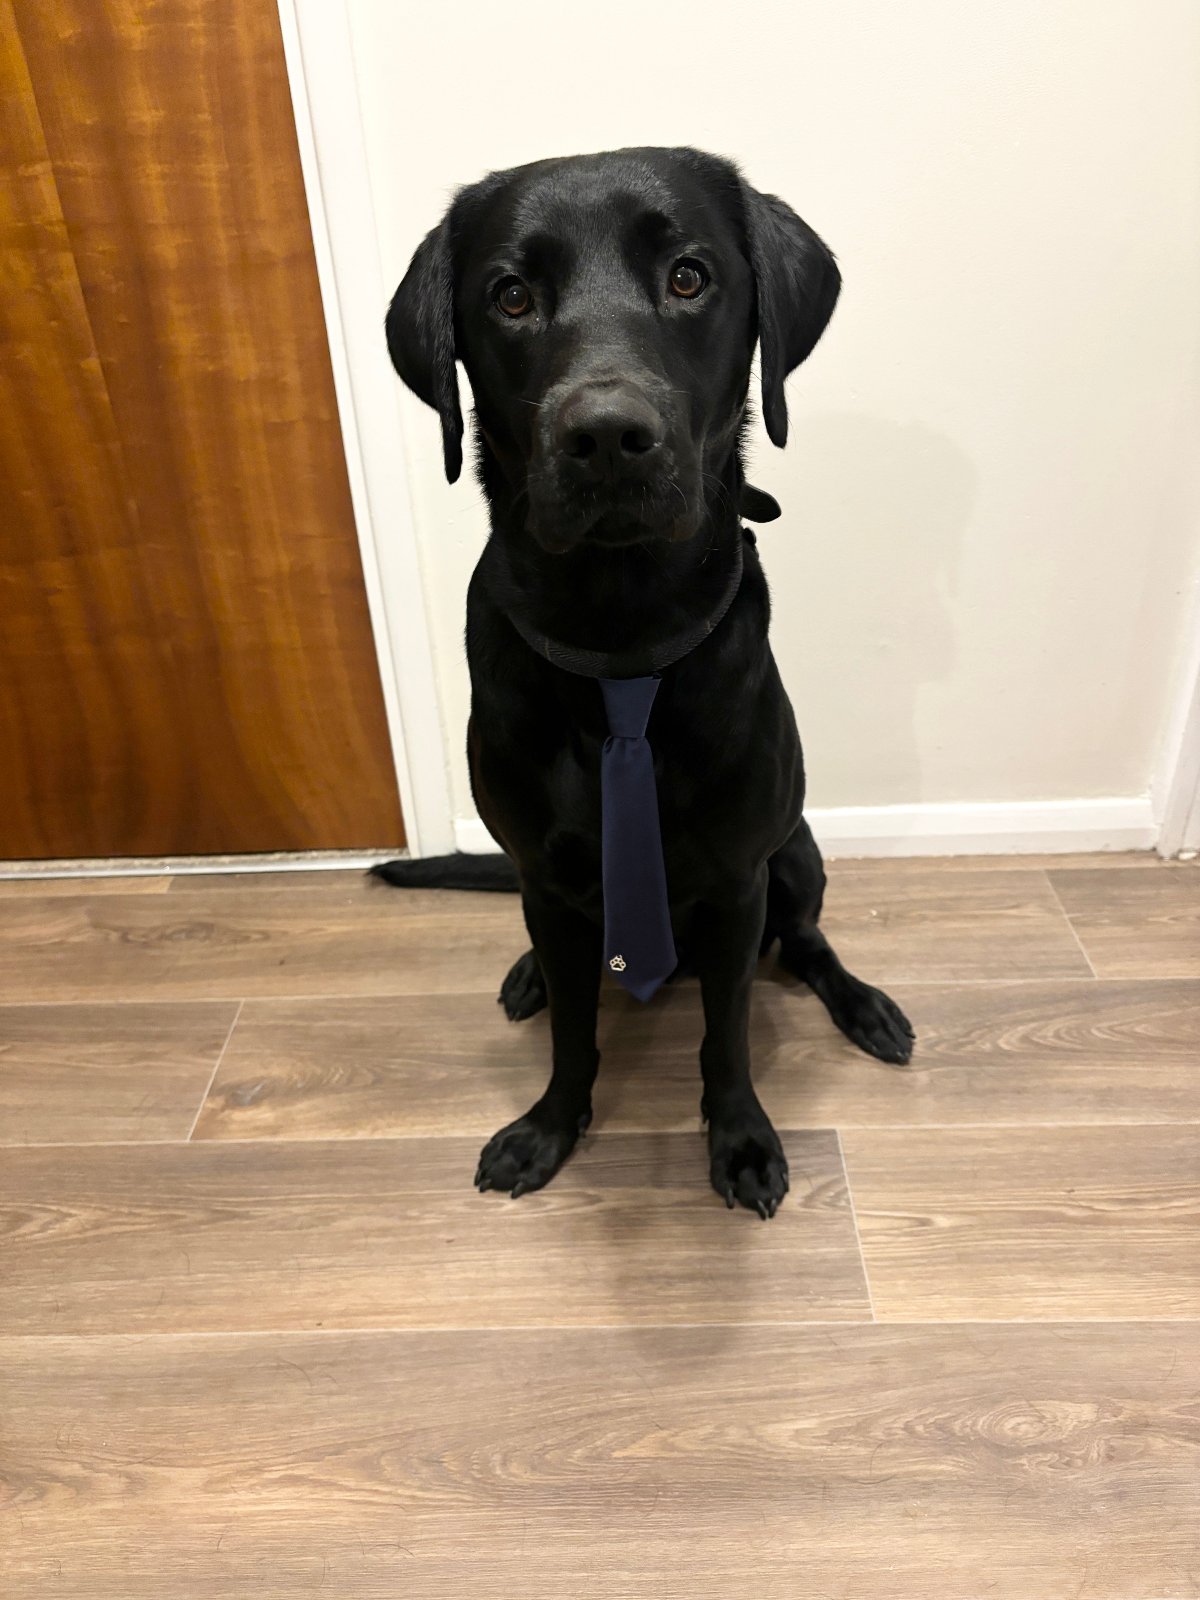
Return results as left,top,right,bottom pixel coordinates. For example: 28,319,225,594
707,1102,789,1219
829,976,915,1066
475,1104,590,1198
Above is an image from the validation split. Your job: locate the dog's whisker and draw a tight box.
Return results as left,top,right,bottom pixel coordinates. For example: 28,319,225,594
635,539,669,575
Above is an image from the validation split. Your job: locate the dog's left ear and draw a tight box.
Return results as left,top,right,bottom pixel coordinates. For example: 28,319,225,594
741,184,840,449
385,219,463,483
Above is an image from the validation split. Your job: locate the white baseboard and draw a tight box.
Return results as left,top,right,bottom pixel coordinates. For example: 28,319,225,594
804,796,1156,857
454,795,1156,859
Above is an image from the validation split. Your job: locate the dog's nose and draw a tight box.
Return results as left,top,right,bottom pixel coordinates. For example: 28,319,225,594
555,385,665,480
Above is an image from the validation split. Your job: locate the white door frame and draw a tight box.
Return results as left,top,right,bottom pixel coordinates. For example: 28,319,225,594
1154,575,1200,856
277,0,454,858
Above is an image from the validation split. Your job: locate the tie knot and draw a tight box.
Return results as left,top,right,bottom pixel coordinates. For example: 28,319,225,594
599,675,661,739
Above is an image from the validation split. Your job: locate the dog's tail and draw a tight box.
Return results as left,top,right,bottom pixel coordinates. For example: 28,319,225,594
369,853,519,893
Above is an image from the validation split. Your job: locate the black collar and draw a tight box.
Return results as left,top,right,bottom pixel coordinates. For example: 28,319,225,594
488,529,750,680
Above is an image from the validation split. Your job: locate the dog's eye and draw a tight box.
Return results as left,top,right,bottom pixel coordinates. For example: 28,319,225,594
496,279,533,317
668,260,707,299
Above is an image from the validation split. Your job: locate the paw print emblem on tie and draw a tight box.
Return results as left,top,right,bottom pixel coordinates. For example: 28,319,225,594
608,954,627,973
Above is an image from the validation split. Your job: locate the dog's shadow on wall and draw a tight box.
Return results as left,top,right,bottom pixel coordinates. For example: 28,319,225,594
757,412,978,811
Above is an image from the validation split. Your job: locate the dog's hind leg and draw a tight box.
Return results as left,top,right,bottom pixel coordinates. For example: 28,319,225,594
499,948,548,1021
766,818,915,1065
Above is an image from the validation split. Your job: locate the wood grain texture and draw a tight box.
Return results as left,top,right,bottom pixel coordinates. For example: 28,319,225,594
1,1,402,857
1049,864,1200,978
167,869,381,893
3,1323,1198,1600
0,886,524,1001
0,875,170,894
193,977,1200,1142
818,866,1091,980
841,1125,1200,1320
0,1132,867,1334
0,1000,236,1144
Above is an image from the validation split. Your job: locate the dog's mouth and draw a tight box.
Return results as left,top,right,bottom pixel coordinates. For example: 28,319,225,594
584,492,698,547
524,472,701,554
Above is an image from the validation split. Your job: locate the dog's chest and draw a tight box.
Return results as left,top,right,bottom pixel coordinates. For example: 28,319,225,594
471,677,774,901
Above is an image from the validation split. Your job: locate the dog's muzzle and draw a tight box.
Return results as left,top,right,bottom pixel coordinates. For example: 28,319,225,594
525,377,696,551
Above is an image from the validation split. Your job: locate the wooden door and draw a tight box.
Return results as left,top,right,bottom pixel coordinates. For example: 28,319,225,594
0,0,405,859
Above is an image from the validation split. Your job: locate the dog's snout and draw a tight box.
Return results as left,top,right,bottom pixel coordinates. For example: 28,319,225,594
555,385,665,480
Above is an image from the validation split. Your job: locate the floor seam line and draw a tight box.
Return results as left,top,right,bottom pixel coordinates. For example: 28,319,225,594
8,975,1198,1008
184,1001,243,1142
1042,870,1100,979
8,1119,1199,1152
6,1316,1197,1340
836,1128,877,1322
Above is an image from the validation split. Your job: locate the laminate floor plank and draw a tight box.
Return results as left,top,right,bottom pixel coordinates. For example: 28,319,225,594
828,850,1183,873
0,887,525,1002
0,1000,238,1144
0,874,171,895
167,868,384,893
193,978,1200,1141
0,868,1094,1004
841,1124,1200,1320
3,1323,1196,1599
816,866,1092,981
1048,864,1200,978
0,1132,867,1335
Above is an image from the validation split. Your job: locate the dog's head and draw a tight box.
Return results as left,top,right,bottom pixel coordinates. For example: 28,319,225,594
387,147,839,553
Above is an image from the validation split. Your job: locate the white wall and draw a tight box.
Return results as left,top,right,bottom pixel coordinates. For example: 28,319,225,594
346,0,1200,842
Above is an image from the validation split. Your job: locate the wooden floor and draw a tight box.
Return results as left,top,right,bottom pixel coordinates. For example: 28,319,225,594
1,853,1198,1598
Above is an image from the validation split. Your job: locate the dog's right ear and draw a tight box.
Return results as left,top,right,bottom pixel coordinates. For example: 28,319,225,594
385,220,463,483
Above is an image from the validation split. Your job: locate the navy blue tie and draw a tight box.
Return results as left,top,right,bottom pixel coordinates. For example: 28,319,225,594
598,676,677,1001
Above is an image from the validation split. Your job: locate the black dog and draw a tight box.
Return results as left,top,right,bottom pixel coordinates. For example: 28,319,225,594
380,147,913,1217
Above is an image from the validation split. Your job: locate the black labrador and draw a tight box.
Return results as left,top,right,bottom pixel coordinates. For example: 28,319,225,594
379,146,913,1217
